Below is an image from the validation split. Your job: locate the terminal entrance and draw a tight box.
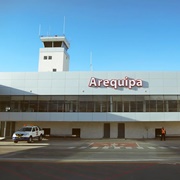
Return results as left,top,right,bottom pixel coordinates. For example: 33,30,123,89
104,123,110,138
118,123,125,138
72,128,81,138
103,123,125,138
43,128,51,136
155,128,162,138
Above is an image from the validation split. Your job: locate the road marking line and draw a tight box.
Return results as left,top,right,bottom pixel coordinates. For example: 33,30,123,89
126,147,132,149
137,147,144,149
111,143,118,146
159,147,167,149
136,143,141,147
114,147,120,149
170,146,178,149
148,147,156,149
67,147,75,149
88,142,94,147
79,147,87,149
102,146,109,149
90,147,98,149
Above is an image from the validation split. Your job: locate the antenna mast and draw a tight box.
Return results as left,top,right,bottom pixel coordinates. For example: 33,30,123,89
39,24,41,36
63,16,66,35
90,51,93,71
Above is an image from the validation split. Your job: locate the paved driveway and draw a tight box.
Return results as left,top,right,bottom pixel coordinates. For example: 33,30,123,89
0,138,180,163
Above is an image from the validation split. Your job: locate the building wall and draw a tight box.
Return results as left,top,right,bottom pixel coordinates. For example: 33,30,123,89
38,48,69,72
125,122,180,138
110,122,118,138
15,121,180,139
1,71,180,139
1,112,180,122
1,71,180,96
15,121,104,138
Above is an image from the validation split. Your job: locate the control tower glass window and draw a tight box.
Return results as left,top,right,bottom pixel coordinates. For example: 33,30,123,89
44,42,52,47
54,42,62,47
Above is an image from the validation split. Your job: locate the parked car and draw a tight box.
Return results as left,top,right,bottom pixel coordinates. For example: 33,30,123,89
12,125,44,143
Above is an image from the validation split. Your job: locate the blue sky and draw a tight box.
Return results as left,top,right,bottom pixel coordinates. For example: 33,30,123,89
0,0,180,72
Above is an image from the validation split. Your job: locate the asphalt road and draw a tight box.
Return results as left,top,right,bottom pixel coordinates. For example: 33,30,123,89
0,138,180,180
0,161,180,180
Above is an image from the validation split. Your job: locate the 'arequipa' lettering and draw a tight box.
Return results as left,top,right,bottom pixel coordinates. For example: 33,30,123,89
88,77,143,89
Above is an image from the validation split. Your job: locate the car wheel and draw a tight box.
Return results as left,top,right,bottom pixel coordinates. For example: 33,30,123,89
14,141,18,143
38,135,43,141
28,136,33,143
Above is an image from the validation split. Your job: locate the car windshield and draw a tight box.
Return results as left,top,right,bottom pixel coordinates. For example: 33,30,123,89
19,127,32,131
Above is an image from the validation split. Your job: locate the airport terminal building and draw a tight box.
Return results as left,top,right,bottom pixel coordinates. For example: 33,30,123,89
0,36,180,139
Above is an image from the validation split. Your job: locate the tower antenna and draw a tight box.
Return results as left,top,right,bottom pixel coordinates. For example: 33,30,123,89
39,24,41,36
63,16,66,35
90,51,93,71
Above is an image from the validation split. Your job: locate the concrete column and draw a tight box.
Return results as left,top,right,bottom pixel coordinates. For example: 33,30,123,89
143,101,146,112
129,102,131,112
100,102,102,112
166,101,169,112
116,102,118,112
122,102,124,112
70,101,73,112
94,102,96,112
3,121,6,137
110,96,113,112
177,100,180,112
76,102,78,112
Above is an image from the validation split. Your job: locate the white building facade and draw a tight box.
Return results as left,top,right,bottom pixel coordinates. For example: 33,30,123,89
0,36,180,139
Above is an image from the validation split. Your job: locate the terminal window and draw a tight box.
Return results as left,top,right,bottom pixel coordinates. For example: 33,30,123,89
44,56,47,60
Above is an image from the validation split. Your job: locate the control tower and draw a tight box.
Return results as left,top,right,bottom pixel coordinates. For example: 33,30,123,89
38,36,70,72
